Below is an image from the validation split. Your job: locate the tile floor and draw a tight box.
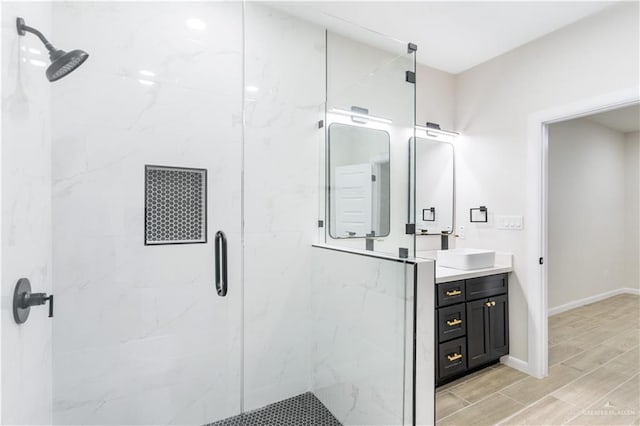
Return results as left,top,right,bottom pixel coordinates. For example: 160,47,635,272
209,392,341,426
435,294,640,425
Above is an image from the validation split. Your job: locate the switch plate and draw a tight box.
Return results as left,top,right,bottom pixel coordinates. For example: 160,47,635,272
496,215,523,230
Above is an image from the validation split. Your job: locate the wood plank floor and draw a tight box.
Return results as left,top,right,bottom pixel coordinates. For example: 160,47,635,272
435,294,640,425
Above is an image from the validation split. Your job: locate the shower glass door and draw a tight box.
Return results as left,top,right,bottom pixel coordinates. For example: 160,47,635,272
48,2,244,424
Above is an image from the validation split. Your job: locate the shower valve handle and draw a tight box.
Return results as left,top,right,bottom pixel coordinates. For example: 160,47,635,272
13,278,54,324
19,292,54,317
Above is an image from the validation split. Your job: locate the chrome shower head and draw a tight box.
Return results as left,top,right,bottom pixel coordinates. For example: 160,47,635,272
16,17,89,82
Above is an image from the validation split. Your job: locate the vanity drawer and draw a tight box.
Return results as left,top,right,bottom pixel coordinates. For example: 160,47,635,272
438,303,466,343
465,274,507,301
437,280,465,307
438,337,466,380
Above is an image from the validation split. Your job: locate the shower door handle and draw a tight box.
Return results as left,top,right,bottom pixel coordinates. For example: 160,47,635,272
215,231,228,297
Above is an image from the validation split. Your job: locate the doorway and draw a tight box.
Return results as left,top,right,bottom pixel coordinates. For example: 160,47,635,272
526,87,640,379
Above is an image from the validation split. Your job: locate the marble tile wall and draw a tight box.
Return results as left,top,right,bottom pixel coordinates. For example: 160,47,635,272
50,2,244,424
242,3,326,412
1,2,54,424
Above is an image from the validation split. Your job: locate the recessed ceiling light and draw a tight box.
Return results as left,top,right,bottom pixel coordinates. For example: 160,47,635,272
246,85,259,92
139,70,155,77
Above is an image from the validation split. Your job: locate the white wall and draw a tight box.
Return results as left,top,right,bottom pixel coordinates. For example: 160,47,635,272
416,63,455,131
548,119,626,309
624,131,639,290
455,2,639,362
415,63,456,252
1,2,53,424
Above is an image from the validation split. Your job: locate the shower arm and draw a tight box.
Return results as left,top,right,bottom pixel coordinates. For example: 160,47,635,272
16,17,56,53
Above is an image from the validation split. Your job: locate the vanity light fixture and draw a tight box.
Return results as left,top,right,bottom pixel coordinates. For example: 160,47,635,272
328,107,393,124
416,122,459,141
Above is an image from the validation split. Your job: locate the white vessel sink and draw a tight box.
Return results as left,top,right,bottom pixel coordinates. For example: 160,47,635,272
437,248,496,270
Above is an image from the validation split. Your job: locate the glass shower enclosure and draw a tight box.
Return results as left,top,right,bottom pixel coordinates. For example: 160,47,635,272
322,30,417,258
1,1,418,425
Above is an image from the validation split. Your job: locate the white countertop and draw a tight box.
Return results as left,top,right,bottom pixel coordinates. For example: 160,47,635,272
416,250,513,284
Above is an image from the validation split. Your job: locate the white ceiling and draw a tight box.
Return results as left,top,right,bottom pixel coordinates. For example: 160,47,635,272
271,1,618,74
587,104,640,133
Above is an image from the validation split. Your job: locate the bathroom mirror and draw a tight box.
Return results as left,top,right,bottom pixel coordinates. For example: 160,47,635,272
328,123,391,238
414,137,455,234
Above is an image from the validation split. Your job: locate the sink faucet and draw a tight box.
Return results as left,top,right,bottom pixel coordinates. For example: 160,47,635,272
441,232,449,250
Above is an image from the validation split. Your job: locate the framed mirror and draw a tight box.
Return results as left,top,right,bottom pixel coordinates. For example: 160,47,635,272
328,123,391,239
413,137,455,234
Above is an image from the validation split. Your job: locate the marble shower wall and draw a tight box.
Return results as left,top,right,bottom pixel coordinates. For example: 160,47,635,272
50,3,244,424
1,3,53,424
243,3,325,411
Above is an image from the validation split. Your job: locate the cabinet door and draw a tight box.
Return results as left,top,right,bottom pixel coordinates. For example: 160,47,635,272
489,294,509,358
466,298,491,369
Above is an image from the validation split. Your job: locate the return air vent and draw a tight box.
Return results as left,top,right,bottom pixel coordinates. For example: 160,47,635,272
144,165,207,245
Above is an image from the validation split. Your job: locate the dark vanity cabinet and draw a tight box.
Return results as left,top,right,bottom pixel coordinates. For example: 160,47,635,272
435,273,509,386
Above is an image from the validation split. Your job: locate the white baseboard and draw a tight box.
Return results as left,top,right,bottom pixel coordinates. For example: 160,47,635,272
500,355,528,375
548,288,640,316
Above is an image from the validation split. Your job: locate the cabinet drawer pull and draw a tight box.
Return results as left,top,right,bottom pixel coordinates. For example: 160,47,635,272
446,289,462,296
447,353,462,362
447,318,462,327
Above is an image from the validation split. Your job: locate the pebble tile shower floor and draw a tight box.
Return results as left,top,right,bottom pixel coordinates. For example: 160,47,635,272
209,392,342,426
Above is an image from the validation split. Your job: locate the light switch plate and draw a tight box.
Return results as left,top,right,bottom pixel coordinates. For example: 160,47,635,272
496,215,523,230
